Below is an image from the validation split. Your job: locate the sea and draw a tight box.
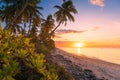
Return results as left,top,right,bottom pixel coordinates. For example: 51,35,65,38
58,47,120,64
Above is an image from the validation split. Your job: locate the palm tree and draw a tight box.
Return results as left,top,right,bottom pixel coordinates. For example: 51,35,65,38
50,0,77,35
40,14,55,42
0,0,42,34
0,18,2,30
22,0,43,35
2,0,30,29
0,0,18,26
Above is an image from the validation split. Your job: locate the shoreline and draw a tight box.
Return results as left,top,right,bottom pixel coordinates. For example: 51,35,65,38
52,48,120,80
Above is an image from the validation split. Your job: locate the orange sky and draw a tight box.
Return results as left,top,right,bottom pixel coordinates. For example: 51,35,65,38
55,41,120,48
53,0,120,48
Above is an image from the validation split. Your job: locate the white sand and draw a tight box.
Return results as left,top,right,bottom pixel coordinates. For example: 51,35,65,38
52,48,120,80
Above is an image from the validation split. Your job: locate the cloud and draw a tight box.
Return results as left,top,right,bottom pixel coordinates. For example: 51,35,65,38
92,26,100,31
56,29,88,35
116,37,120,41
89,0,105,7
113,21,120,25
54,29,87,39
54,35,62,38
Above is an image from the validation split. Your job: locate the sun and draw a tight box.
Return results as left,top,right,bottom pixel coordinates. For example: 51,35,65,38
75,42,84,48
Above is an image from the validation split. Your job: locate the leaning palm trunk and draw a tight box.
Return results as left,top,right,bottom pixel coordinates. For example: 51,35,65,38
50,22,61,36
6,0,29,28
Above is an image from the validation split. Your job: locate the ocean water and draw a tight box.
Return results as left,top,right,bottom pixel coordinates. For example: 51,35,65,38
58,47,120,64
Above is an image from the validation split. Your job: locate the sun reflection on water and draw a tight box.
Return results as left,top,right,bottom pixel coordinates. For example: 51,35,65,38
77,48,81,54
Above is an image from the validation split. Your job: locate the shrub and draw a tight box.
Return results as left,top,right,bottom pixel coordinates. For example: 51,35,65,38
0,29,58,80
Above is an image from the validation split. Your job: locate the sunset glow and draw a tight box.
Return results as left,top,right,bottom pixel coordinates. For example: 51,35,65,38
75,43,84,48
0,0,120,80
52,0,120,48
77,48,81,54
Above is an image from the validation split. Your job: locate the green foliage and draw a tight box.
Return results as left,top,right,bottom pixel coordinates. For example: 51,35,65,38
46,63,73,80
38,44,51,54
25,54,45,72
0,0,78,80
35,14,55,54
43,39,55,50
0,30,20,80
40,14,55,39
36,39,55,54
0,29,58,80
58,66,73,80
0,0,42,34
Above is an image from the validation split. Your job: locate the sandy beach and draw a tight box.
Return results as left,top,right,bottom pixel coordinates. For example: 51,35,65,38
51,48,120,80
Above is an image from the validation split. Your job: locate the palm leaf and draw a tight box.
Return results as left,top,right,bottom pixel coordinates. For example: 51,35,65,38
54,5,62,10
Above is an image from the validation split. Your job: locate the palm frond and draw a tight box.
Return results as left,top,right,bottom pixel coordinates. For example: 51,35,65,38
54,5,62,10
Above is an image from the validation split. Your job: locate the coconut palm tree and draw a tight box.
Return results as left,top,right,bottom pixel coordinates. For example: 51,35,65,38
0,0,17,25
0,0,42,34
50,0,77,35
40,14,55,42
22,1,43,35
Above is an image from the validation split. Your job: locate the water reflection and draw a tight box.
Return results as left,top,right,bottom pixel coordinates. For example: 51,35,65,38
77,48,81,54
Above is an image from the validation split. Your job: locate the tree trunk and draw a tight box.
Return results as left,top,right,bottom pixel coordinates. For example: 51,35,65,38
50,22,61,36
28,14,32,35
24,22,26,30
6,0,29,28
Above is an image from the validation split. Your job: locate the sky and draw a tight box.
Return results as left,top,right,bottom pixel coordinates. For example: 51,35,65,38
1,0,120,47
40,0,120,47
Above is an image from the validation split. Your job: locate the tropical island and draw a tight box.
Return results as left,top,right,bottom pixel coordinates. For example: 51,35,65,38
0,0,120,80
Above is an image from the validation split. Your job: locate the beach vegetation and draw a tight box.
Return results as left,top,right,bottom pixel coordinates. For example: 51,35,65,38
0,0,77,80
